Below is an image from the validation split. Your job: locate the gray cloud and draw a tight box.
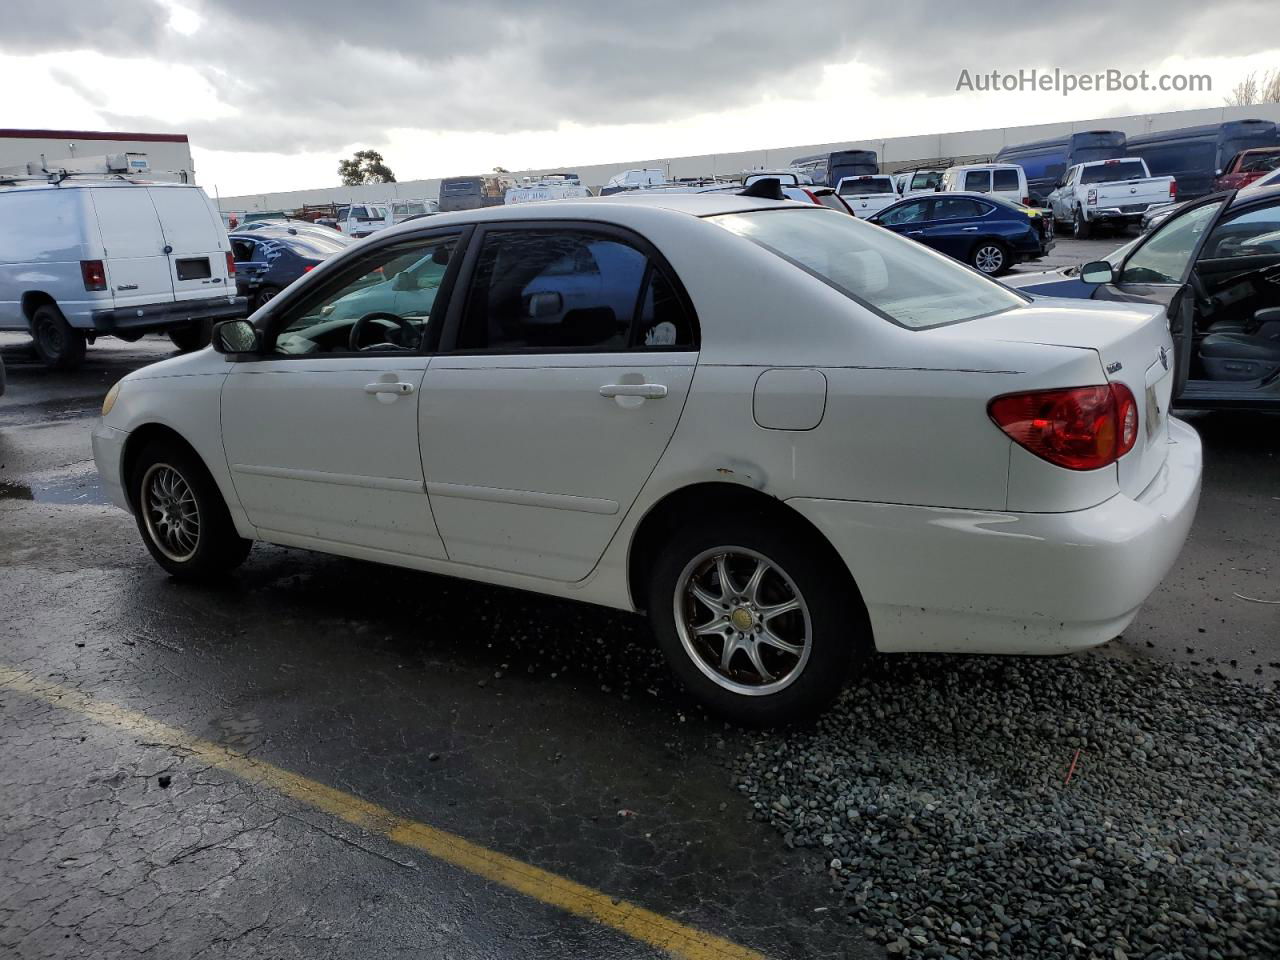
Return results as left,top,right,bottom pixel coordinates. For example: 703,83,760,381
3,0,1277,156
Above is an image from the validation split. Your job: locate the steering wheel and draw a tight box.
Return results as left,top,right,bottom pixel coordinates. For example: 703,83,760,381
347,312,416,352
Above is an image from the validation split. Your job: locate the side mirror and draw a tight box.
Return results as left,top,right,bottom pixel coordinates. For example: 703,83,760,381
527,290,563,319
391,271,414,291
1081,260,1114,285
1215,168,1223,176
212,319,261,358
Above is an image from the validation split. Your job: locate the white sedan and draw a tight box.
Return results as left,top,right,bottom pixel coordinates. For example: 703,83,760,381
92,193,1201,724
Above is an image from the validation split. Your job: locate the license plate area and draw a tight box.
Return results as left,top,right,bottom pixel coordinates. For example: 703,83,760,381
176,257,212,281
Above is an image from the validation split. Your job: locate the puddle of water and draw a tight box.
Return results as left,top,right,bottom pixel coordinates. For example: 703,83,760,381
0,473,106,505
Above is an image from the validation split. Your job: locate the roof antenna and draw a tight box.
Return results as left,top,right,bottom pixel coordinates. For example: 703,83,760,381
738,177,785,200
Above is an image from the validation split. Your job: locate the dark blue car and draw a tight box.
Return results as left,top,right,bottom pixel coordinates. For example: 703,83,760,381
229,227,353,309
868,192,1054,276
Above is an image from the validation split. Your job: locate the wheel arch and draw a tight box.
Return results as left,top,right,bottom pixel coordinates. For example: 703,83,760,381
119,423,211,514
625,482,870,633
21,291,58,325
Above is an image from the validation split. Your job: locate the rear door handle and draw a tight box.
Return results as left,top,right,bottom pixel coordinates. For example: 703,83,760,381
962,226,979,231
364,381,415,395
906,230,925,236
599,383,667,399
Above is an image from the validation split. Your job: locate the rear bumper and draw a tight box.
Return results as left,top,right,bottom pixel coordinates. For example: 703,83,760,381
788,417,1202,655
91,422,131,512
90,295,247,333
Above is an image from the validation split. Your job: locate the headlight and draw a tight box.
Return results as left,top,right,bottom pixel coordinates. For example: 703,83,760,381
102,381,121,417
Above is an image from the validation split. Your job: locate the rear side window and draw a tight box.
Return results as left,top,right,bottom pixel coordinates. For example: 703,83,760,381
456,228,693,352
992,169,1020,191
963,171,991,192
933,198,987,220
0,190,83,262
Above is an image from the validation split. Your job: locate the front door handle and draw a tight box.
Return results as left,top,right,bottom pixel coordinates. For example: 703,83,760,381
961,226,979,232
906,230,925,236
364,381,415,396
600,383,667,399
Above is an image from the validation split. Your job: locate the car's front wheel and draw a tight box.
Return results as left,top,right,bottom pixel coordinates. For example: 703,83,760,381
648,517,864,725
129,439,252,578
253,285,282,311
971,241,1009,276
168,320,214,353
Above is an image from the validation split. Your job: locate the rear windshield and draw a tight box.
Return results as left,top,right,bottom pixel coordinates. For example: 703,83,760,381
838,178,894,195
443,179,482,194
709,209,1027,330
1080,161,1148,184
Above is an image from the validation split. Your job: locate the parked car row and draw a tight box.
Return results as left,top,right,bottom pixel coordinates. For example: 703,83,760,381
92,186,1201,724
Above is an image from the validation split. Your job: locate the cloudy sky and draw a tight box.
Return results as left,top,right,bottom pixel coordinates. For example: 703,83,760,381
2,0,1279,197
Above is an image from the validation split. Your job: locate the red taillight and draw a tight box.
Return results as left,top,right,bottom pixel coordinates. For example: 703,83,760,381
80,259,107,291
225,251,236,277
1169,180,1177,198
302,264,315,272
1022,196,1031,206
988,383,1138,470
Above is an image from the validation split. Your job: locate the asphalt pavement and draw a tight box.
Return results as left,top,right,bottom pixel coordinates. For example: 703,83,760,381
1,237,1276,959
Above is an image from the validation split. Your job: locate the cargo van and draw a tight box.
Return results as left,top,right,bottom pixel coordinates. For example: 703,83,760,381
788,149,879,187
940,164,1031,206
438,174,514,212
1125,119,1280,200
994,130,1127,204
0,179,245,368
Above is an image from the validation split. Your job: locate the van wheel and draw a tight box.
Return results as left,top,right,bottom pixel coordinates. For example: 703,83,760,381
647,517,865,726
30,304,86,370
1073,208,1092,240
129,439,252,579
168,320,214,353
971,241,1008,276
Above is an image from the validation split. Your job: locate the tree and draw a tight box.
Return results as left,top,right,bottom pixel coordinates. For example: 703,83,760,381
338,150,397,186
493,166,510,174
1225,70,1280,106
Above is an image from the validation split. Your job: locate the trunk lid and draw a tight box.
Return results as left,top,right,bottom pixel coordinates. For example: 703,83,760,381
1093,177,1175,209
947,298,1175,497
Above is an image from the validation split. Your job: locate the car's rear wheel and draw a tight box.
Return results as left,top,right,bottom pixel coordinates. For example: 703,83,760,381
254,285,282,311
1073,207,1092,240
30,304,86,370
168,320,214,353
971,241,1008,276
648,517,864,725
129,439,251,579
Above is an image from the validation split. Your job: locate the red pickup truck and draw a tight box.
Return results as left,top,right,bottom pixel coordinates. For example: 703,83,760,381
1213,147,1280,191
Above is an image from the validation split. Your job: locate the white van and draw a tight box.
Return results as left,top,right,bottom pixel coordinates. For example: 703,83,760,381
333,203,393,238
834,175,900,217
390,199,438,223
940,164,1032,206
0,179,244,368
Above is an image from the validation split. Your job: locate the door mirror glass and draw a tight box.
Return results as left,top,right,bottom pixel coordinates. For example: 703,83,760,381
527,290,563,319
213,319,260,355
1081,261,1114,284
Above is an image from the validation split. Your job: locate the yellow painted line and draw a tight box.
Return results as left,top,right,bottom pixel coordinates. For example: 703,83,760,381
0,666,764,960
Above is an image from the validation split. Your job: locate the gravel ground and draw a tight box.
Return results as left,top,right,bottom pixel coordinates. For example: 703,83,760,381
733,654,1280,959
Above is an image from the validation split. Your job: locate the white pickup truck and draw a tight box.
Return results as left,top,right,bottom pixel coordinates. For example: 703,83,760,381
1047,158,1177,238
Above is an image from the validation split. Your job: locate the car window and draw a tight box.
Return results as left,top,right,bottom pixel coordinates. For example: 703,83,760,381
456,229,683,352
910,172,941,190
964,171,991,192
1080,161,1148,184
877,201,931,225
1201,202,1280,260
711,209,1027,330
992,169,1020,191
839,178,894,196
230,238,258,262
271,235,458,355
933,198,986,220
1119,201,1225,284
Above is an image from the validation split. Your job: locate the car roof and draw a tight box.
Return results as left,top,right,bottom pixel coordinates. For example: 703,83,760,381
1230,183,1280,206
0,178,199,193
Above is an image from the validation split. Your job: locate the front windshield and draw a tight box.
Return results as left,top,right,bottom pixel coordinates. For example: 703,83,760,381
1118,200,1225,285
709,208,1028,329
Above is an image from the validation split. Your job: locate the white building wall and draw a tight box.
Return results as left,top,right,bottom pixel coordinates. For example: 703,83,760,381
217,102,1280,213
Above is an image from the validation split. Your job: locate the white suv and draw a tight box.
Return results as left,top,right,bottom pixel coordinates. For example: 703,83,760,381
0,179,244,368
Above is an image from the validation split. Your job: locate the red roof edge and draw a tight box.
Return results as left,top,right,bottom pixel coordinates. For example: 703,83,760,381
0,129,189,144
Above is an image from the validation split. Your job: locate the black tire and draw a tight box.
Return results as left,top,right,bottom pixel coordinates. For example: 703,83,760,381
129,439,252,579
970,240,1009,276
253,285,282,311
168,319,214,353
1073,207,1092,240
30,304,86,370
647,515,866,726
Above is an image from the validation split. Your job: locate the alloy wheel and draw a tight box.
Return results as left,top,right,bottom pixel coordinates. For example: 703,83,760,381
141,463,201,562
974,245,1004,274
673,547,812,696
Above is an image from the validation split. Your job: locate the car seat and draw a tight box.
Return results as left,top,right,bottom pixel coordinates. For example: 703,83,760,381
1199,307,1280,381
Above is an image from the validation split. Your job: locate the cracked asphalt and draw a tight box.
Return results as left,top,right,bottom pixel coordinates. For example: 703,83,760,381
1,268,1277,960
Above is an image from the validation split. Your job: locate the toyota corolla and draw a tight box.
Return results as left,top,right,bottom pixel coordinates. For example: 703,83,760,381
93,191,1202,724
